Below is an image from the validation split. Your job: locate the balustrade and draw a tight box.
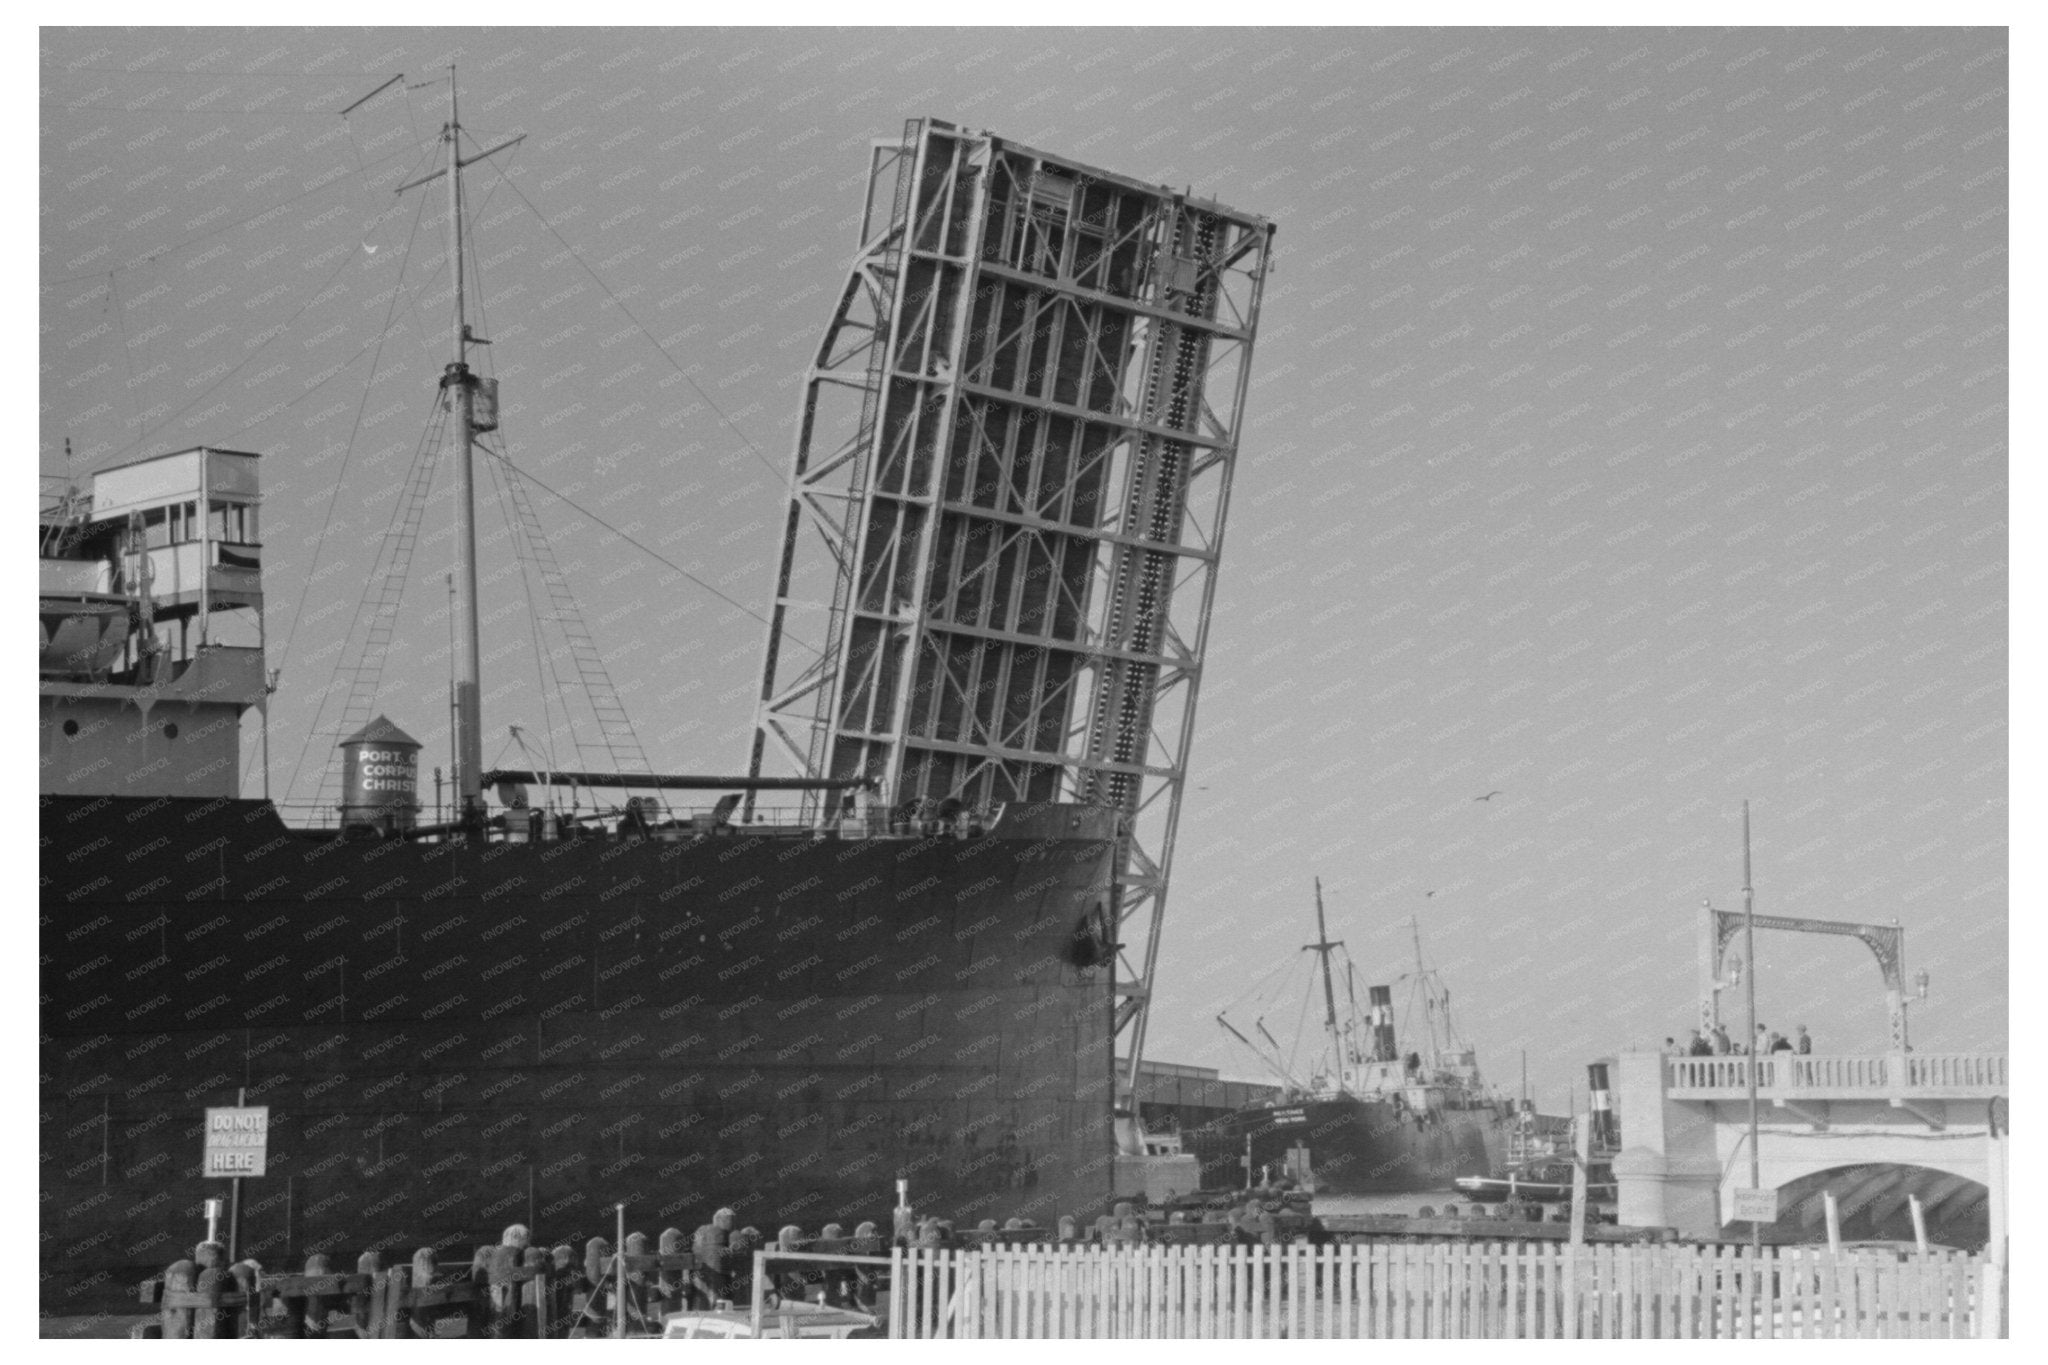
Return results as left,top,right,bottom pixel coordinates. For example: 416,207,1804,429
1665,1052,2005,1099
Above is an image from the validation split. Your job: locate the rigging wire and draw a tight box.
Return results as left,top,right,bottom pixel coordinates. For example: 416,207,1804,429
78,231,368,474
397,71,421,141
267,96,817,807
1288,965,1316,1081
343,103,456,375
280,395,447,806
480,431,660,800
456,125,518,374
233,77,440,796
480,445,583,811
1396,973,1421,1062
1227,950,1313,1082
250,187,431,796
1216,943,1300,1017
105,271,140,435
484,161,793,493
236,122,441,791
491,456,565,782
474,446,800,640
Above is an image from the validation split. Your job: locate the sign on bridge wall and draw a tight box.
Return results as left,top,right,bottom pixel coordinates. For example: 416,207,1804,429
1731,1187,1779,1223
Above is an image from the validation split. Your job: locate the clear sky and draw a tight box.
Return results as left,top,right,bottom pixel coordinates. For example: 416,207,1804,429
39,26,2007,1113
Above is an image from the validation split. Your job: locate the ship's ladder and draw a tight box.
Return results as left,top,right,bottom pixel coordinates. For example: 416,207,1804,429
482,436,655,789
306,410,447,815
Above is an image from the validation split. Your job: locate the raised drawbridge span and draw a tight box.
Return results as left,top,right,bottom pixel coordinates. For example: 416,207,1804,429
746,118,1275,1101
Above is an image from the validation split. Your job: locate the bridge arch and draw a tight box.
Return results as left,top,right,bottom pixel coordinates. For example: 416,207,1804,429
1732,1162,1990,1248
1750,1135,1989,1194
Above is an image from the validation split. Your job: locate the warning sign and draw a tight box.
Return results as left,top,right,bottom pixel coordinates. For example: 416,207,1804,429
203,1106,269,1178
1731,1187,1779,1223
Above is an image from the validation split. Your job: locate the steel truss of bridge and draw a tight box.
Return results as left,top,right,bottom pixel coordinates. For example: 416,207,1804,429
748,118,1275,1087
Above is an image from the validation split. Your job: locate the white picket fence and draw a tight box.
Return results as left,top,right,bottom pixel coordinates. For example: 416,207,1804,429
887,1241,2003,1339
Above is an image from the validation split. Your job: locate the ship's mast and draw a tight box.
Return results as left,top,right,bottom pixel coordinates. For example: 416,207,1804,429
1304,879,1345,1086
441,66,485,824
1408,915,1438,1061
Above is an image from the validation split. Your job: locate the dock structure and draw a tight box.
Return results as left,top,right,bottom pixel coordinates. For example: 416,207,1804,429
1128,1058,1282,1132
747,118,1276,1096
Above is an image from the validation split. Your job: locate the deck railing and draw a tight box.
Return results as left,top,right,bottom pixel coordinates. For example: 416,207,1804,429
1665,1053,2006,1100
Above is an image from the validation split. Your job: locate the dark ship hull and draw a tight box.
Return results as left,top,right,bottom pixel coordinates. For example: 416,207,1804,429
40,793,1118,1311
1184,1094,1507,1196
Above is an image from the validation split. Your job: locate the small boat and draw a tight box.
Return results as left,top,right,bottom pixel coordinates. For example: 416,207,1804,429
1454,1157,1616,1205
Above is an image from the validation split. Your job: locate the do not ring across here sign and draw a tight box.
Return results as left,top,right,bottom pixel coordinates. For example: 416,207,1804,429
203,1106,269,1178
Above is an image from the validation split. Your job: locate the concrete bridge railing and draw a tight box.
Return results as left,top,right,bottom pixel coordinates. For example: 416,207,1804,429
1667,1052,2006,1101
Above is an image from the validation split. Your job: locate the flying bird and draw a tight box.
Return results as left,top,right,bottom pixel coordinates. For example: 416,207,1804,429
1475,790,1502,801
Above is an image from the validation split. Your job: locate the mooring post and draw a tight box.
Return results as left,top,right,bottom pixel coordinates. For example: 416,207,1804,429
160,1258,196,1340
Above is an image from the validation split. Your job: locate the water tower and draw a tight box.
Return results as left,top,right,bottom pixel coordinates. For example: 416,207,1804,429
338,715,421,832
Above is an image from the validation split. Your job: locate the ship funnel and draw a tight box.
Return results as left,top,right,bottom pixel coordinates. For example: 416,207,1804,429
1586,1061,1618,1150
1367,984,1397,1061
339,715,422,833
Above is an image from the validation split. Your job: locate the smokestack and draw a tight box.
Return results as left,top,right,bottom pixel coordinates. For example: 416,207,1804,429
1368,985,1397,1062
1586,1061,1618,1149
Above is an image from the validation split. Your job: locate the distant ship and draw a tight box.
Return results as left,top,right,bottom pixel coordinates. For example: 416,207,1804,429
1183,885,1510,1195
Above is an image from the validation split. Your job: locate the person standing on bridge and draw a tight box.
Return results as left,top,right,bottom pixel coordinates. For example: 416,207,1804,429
1710,1023,1731,1055
1795,1024,1813,1054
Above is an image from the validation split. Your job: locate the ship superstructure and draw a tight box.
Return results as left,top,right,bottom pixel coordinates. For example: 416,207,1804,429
40,446,268,801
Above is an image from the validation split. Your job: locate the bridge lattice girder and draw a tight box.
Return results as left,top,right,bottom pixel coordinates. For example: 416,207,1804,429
748,119,1274,1092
